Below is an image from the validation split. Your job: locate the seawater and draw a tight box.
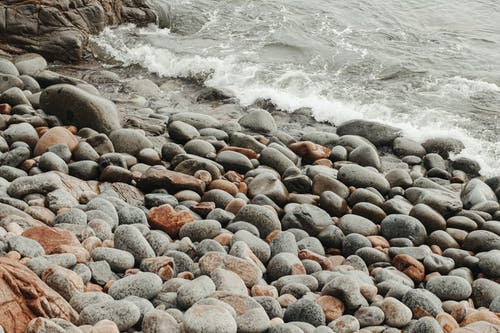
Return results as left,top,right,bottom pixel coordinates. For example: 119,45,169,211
92,0,500,175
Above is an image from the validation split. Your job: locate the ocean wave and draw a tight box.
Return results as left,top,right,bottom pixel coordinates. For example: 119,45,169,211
92,23,500,176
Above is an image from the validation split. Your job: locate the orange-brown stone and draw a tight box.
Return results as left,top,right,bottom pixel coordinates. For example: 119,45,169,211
224,171,244,183
178,271,194,280
210,179,239,196
392,254,425,283
194,169,212,184
220,146,258,159
289,141,331,164
251,285,278,298
33,126,79,156
191,201,216,217
5,251,21,260
299,249,333,270
147,204,195,238
452,322,500,333
225,198,246,215
0,258,78,333
22,225,79,254
314,159,334,167
425,272,442,282
278,294,297,308
24,206,55,225
316,295,345,322
367,235,390,248
214,232,233,246
140,257,175,280
82,237,102,253
84,282,103,292
238,181,248,195
138,166,206,194
0,103,12,114
199,252,261,287
174,190,201,202
431,244,443,255
327,255,346,267
51,245,90,263
460,309,500,327
21,159,37,171
265,230,281,244
92,320,120,333
67,125,78,135
436,312,459,333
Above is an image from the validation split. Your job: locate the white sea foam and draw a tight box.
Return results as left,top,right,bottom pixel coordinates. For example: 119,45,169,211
92,24,500,176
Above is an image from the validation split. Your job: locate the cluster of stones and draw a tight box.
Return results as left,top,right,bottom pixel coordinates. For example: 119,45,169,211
0,53,499,333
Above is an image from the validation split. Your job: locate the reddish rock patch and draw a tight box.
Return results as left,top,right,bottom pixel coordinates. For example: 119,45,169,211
0,258,78,333
22,225,80,254
147,204,195,238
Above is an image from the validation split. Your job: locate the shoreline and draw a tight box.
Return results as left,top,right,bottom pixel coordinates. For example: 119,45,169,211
0,49,499,333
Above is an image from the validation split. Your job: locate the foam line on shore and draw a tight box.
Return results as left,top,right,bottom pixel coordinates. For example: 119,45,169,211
92,24,500,176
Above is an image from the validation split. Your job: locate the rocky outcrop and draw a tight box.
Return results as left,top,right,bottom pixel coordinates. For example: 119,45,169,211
0,0,157,62
0,257,79,333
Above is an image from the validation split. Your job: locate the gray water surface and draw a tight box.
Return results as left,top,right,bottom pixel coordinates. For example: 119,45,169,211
93,0,500,174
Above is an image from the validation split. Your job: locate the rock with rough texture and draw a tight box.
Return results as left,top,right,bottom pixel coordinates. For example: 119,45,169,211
0,3,156,62
378,297,412,328
41,266,84,301
40,84,121,134
234,204,281,238
183,304,238,333
284,299,326,327
69,292,113,313
402,288,443,317
422,137,465,158
7,236,45,258
425,276,472,301
25,317,66,333
91,247,135,272
79,300,140,331
142,309,182,333
21,225,79,254
108,272,163,300
114,225,156,263
199,252,262,287
147,204,195,237
212,292,270,333
177,275,216,309
0,258,78,333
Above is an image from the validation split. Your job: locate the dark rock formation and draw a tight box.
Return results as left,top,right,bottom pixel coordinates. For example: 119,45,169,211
0,0,156,62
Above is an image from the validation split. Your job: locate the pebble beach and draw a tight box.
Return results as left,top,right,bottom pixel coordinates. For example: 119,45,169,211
0,51,499,333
